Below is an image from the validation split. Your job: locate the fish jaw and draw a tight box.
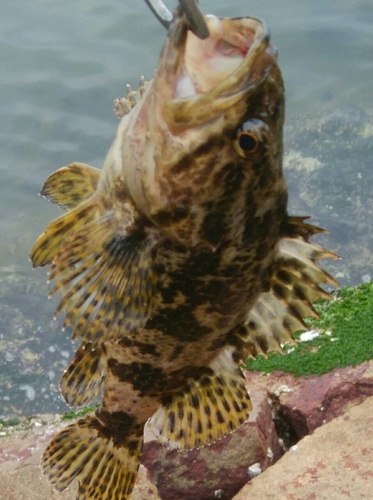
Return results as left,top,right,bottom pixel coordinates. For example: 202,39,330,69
163,14,276,129
118,7,285,249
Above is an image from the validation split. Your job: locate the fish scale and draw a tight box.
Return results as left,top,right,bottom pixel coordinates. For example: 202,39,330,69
30,7,337,500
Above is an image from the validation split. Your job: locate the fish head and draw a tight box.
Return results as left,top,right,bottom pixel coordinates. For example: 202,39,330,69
121,7,286,249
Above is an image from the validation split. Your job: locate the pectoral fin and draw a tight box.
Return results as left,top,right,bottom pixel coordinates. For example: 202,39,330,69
49,222,157,343
148,349,251,450
31,181,158,344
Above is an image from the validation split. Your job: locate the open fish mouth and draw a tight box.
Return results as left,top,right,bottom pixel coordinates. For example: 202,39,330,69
178,15,269,96
153,8,278,132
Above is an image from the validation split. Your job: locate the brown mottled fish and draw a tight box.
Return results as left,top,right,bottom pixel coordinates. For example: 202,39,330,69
30,6,337,500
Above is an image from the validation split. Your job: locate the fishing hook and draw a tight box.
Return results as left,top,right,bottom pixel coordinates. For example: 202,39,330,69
144,0,210,39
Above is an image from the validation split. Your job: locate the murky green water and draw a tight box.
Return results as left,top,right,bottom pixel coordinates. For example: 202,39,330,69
1,0,372,418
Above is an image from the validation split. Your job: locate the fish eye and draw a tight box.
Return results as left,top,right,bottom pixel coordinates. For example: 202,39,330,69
238,131,259,153
233,119,269,158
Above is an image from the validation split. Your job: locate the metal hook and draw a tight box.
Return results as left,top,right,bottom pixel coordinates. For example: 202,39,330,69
144,0,210,39
144,0,173,30
179,0,209,39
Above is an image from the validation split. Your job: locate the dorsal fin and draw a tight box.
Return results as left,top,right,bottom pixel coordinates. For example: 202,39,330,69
231,217,338,360
148,349,251,450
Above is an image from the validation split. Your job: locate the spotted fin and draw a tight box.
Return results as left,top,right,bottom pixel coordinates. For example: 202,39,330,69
41,162,100,210
148,349,251,450
30,189,158,344
232,217,338,360
42,414,143,500
59,343,106,408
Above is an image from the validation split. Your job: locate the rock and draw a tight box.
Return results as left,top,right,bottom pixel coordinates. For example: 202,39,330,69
0,390,281,500
0,391,280,500
125,466,161,500
0,418,160,500
1,381,373,500
141,390,282,500
244,359,373,443
233,396,373,500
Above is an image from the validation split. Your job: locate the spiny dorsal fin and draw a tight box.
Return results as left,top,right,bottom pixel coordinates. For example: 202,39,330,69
114,76,149,119
59,343,106,408
148,349,251,450
232,217,338,360
42,414,143,499
31,189,158,345
41,162,100,210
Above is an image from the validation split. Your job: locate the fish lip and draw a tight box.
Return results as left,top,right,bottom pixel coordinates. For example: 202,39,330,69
153,8,276,132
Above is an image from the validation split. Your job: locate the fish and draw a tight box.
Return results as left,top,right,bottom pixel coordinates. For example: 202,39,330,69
30,6,337,500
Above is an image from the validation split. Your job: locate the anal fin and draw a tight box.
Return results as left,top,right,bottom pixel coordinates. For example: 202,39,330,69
148,348,251,450
42,414,143,500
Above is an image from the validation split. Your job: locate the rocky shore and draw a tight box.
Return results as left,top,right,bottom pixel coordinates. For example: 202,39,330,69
1,360,372,500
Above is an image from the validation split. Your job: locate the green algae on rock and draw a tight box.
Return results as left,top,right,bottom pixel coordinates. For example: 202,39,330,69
245,281,373,376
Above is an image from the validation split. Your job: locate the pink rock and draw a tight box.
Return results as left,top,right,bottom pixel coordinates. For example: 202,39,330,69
233,396,373,500
244,359,373,441
142,390,282,500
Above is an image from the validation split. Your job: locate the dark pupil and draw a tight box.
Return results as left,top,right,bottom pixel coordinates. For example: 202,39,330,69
239,133,257,151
